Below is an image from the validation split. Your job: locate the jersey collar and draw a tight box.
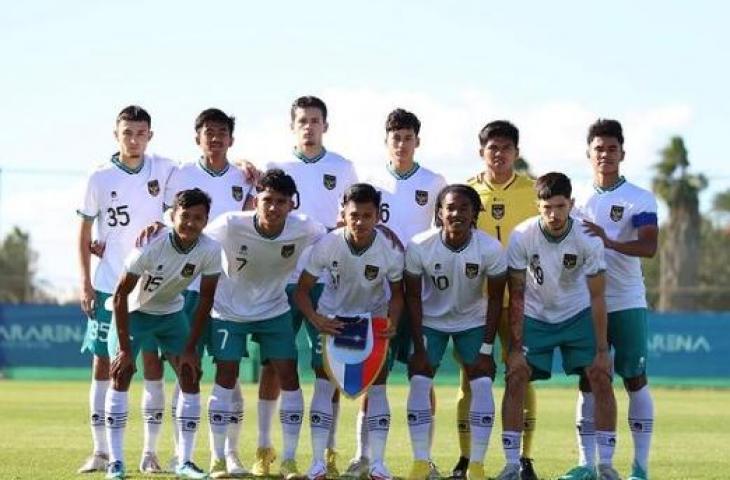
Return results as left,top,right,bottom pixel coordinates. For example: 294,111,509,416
293,147,327,164
480,172,518,191
253,214,285,240
593,175,626,194
538,217,573,244
169,231,198,254
440,229,473,253
111,152,145,174
387,162,420,180
344,229,377,256
198,157,230,177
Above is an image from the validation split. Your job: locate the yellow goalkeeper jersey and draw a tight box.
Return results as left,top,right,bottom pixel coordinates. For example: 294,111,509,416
467,171,537,305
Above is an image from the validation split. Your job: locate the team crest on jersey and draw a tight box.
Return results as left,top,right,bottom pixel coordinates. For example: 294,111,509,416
232,186,244,201
465,263,479,279
323,174,337,190
610,205,624,222
281,244,296,258
181,263,196,277
491,204,505,220
415,190,429,206
147,179,160,196
563,254,578,269
364,264,379,281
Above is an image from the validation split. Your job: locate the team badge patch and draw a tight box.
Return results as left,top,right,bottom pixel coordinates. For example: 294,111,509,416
491,204,505,220
281,244,296,258
415,190,428,206
111,191,118,199
563,254,578,269
323,314,390,398
465,263,479,279
147,179,160,196
529,254,540,271
232,185,244,201
323,174,337,190
364,265,379,281
610,205,624,222
181,263,196,277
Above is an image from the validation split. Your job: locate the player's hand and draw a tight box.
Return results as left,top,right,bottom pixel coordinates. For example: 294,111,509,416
378,317,398,339
408,349,432,377
178,349,201,383
475,353,496,378
233,159,262,184
582,220,612,248
80,283,96,317
110,349,134,379
311,314,344,336
135,222,165,247
505,350,530,379
375,224,404,251
588,349,612,379
89,240,106,258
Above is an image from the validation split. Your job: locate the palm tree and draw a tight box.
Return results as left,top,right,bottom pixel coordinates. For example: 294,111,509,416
652,136,707,311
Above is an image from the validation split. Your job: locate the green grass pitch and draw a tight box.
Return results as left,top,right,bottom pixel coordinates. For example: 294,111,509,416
0,381,727,479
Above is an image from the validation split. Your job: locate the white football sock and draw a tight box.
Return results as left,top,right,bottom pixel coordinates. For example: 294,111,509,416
105,388,128,464
208,383,233,461
502,431,522,465
628,386,653,472
258,399,277,448
280,389,304,461
310,379,335,464
596,430,617,466
365,384,390,465
225,381,244,456
355,408,370,459
407,375,432,461
90,379,109,455
468,377,495,463
142,379,164,454
177,392,201,464
171,382,181,458
576,391,596,467
328,398,340,450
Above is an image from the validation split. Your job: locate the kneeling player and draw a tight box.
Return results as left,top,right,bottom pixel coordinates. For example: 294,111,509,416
404,185,507,480
105,189,221,480
295,183,405,480
494,173,618,480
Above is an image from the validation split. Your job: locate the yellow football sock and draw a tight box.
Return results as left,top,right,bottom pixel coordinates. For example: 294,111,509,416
522,382,537,458
456,369,471,458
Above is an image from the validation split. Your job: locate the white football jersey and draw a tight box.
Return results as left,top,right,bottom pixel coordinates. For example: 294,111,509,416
165,159,254,291
305,229,404,318
77,153,177,293
405,228,507,332
124,230,221,315
507,217,606,324
366,163,447,244
206,211,326,322
575,177,658,312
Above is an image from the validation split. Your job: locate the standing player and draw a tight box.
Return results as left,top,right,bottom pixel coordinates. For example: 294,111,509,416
204,169,326,479
574,119,658,480
405,185,507,480
494,172,619,480
104,188,221,480
76,106,176,474
164,108,254,476
251,96,358,477
347,108,446,478
295,183,405,480
457,121,539,480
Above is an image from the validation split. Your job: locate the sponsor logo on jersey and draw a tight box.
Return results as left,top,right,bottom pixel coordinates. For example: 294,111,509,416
465,262,479,278
111,191,118,199
610,205,624,222
491,203,505,220
181,263,196,277
364,264,379,280
147,179,160,196
563,254,578,269
434,263,442,271
529,254,540,270
156,264,163,271
239,245,247,254
232,185,244,201
415,190,428,206
323,174,337,190
281,244,296,258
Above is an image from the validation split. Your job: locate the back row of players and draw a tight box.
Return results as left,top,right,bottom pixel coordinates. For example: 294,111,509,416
77,97,658,480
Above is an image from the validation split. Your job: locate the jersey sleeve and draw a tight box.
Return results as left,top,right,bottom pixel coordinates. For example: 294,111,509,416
343,162,359,189
164,166,181,208
304,236,329,277
507,230,528,271
631,192,659,228
306,218,328,245
201,239,223,277
583,236,606,277
404,241,423,276
204,213,230,243
484,239,508,278
77,174,99,220
124,246,148,277
386,247,404,282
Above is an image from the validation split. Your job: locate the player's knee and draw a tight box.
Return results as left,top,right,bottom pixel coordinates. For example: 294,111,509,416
586,369,612,395
112,366,134,391
215,362,238,389
142,352,164,380
624,373,647,392
179,368,200,394
93,356,110,380
579,374,592,392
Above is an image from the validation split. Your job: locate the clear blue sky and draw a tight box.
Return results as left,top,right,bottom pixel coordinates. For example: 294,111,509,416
1,1,728,297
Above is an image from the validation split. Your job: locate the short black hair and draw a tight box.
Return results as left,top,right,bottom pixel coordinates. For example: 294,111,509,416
195,108,235,134
256,168,298,198
435,184,483,227
116,105,151,128
535,172,572,200
478,120,519,148
342,183,381,210
173,188,211,215
291,96,328,122
587,118,624,145
385,108,421,135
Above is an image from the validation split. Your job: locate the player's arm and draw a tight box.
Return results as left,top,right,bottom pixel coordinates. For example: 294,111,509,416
78,218,96,316
586,271,611,376
582,221,657,258
293,270,343,335
505,268,530,377
404,272,431,374
485,273,506,345
187,274,219,353
110,272,140,377
383,279,404,338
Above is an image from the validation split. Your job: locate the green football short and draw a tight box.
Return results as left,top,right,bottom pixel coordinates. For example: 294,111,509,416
422,325,485,369
285,283,325,369
81,290,113,357
524,308,595,380
210,311,297,363
387,311,412,370
608,308,648,379
134,290,202,355
107,310,189,359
